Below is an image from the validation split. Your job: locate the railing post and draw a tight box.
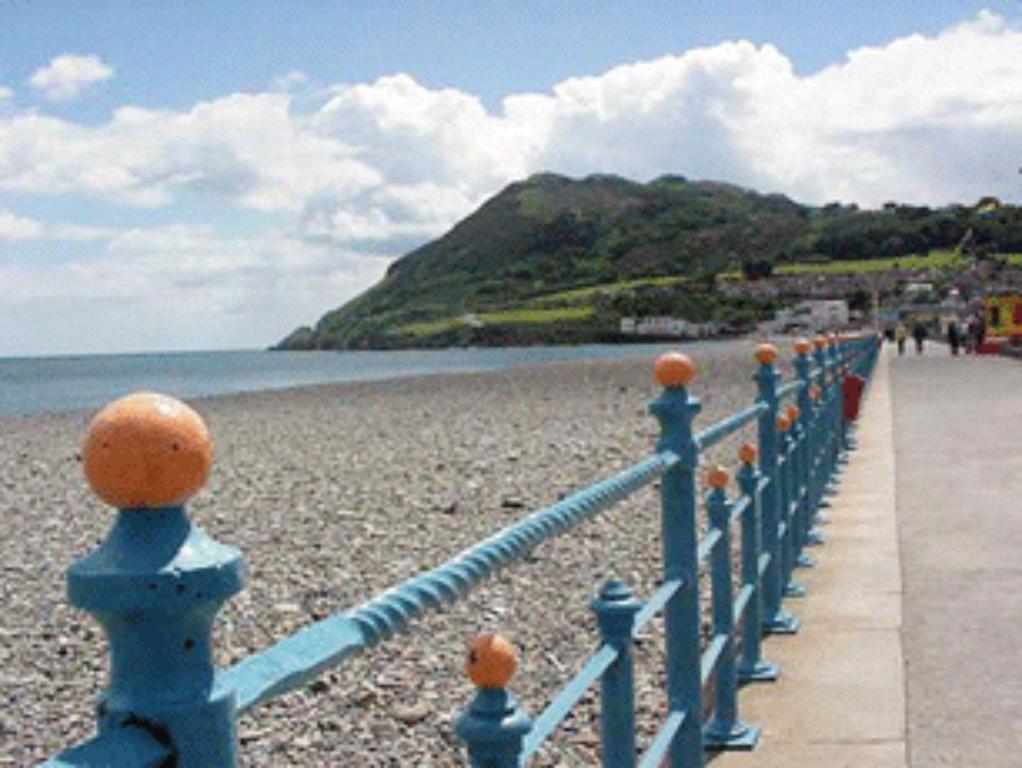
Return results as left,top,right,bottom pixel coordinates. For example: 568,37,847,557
826,336,842,488
735,444,778,684
795,339,814,513
457,634,532,768
786,403,817,567
778,414,806,598
824,335,836,467
592,580,641,768
64,393,245,767
812,338,834,505
753,345,799,635
833,336,851,458
807,383,827,526
839,336,858,455
794,341,824,548
649,352,705,766
703,467,760,751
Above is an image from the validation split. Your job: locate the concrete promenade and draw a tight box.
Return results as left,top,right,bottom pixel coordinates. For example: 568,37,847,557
714,346,907,767
891,349,1022,765
715,345,1022,767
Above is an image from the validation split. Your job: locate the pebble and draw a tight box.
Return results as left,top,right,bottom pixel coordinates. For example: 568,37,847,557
2,344,769,766
393,702,430,725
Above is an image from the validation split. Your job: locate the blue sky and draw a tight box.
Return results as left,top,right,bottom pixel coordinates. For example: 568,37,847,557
3,1,1010,110
2,2,1021,355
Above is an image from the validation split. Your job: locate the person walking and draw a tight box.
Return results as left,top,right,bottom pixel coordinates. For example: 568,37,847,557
913,321,927,354
967,314,985,353
896,322,908,356
948,320,962,356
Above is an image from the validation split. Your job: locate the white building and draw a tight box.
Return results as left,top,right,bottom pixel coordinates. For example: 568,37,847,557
620,316,692,337
758,299,849,334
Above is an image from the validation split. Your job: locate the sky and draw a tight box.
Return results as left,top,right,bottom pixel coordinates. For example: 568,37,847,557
2,1,1022,356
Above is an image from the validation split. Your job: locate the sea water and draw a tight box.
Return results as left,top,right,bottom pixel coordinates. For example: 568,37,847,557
0,342,719,417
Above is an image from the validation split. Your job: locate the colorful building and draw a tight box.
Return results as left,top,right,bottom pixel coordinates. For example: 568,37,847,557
984,295,1022,339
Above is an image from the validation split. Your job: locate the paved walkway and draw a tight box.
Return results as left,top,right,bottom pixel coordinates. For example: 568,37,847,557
715,346,1022,767
715,347,907,767
891,348,1022,766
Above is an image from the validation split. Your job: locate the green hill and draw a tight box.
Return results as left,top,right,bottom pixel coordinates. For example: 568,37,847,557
276,173,1022,349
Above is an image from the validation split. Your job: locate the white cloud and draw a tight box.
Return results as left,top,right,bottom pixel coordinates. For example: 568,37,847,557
4,13,1022,241
314,74,535,187
5,11,1022,353
0,208,43,240
0,86,11,102
28,54,114,102
0,94,380,210
0,224,390,353
274,69,310,91
0,207,117,242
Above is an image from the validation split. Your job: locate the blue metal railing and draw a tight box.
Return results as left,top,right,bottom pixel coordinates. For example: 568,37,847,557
41,334,880,768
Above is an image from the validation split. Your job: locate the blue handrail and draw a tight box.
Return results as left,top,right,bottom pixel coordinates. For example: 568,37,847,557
456,335,879,767
215,451,676,713
41,333,881,768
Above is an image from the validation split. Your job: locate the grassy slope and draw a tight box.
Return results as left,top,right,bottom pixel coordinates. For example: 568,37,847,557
279,173,1022,350
398,307,595,337
305,173,808,348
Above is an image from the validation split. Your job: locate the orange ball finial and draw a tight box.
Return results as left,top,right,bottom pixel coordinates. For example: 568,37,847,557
467,633,518,689
786,404,800,422
777,414,792,432
706,465,729,489
794,338,812,355
82,392,213,509
654,352,696,388
755,343,777,365
738,442,758,465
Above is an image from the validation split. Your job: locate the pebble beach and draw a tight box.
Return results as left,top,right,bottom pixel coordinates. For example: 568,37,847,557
1,342,775,767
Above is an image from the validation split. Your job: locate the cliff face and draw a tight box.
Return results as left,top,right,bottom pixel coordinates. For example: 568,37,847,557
275,172,1019,350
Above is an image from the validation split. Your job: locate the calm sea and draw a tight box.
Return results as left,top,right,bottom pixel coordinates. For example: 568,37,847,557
0,343,704,417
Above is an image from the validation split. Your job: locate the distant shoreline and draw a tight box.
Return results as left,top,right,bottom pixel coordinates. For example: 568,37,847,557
0,340,731,419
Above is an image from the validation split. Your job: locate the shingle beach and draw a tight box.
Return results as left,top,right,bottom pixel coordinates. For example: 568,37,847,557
2,342,774,767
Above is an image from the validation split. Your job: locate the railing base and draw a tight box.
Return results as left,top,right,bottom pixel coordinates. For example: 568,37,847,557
704,720,761,751
737,659,779,684
763,610,800,635
783,581,807,598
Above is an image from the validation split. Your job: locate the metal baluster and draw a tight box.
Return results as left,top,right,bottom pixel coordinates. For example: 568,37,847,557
457,635,532,768
812,338,834,508
787,403,817,566
735,444,778,684
754,345,799,635
779,415,806,599
795,341,824,547
836,336,853,458
807,382,827,529
825,337,842,492
593,580,641,768
649,352,705,767
703,468,760,750
60,393,244,768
